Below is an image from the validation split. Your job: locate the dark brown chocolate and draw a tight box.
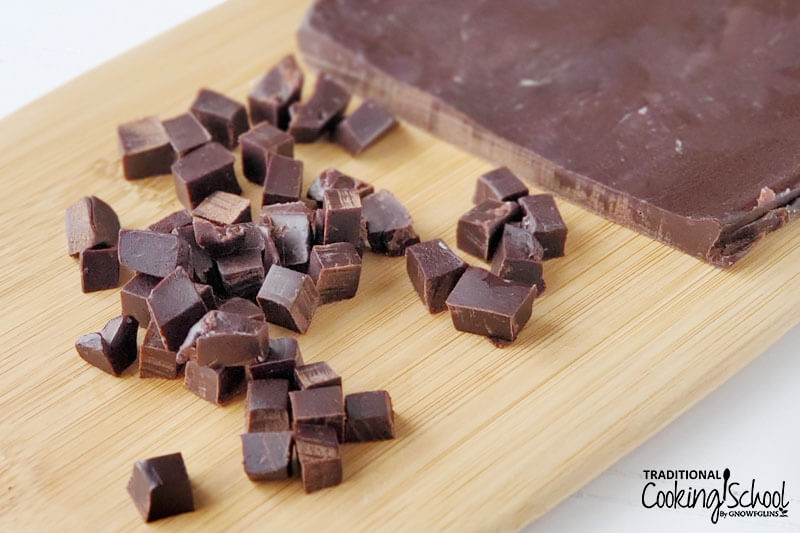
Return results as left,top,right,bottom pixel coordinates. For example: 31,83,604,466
308,243,361,304
215,248,266,299
146,267,208,351
139,321,180,379
245,379,290,433
257,265,319,333
171,142,240,209
518,194,567,260
75,315,138,376
491,224,545,293
294,424,342,493
288,74,351,142
127,452,194,522
148,209,193,233
192,191,251,225
248,55,304,130
344,390,395,442
118,229,191,278
184,360,244,404
241,122,295,184
334,99,397,155
120,273,161,327
218,297,265,321
405,239,467,313
117,116,175,180
289,386,345,441
241,431,294,481
261,205,313,269
262,153,303,205
172,224,218,287
361,189,420,256
79,246,119,293
474,168,529,203
190,88,249,149
177,310,269,367
456,199,520,260
245,337,304,381
294,362,341,390
163,113,212,156
193,283,217,311
307,168,374,205
192,218,247,257
322,188,361,247
65,196,120,256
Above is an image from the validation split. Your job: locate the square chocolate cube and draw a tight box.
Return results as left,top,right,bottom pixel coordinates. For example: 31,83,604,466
120,273,161,327
405,239,467,313
245,379,290,433
241,122,295,184
192,191,251,225
163,112,212,156
288,74,351,142
491,224,545,293
294,425,342,493
257,265,319,333
184,360,244,404
216,248,266,300
248,55,304,129
190,88,249,149
127,452,193,522
308,243,361,304
241,431,294,481
323,188,361,247
117,116,175,179
146,267,208,351
473,167,529,203
118,229,191,278
518,194,567,259
245,337,304,381
362,189,420,256
65,196,120,257
345,390,395,442
289,386,345,441
456,199,521,260
139,321,180,379
79,246,120,293
171,142,240,209
334,99,398,155
262,153,303,205
294,362,341,390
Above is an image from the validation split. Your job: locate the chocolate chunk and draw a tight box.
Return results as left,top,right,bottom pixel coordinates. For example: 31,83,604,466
262,154,303,205
192,218,247,257
65,196,120,256
118,229,191,278
308,243,361,304
163,113,212,156
322,189,361,247
456,199,521,260
148,209,193,233
120,273,161,326
405,239,467,313
190,88,249,149
289,386,345,441
193,282,217,311
171,142,240,209
262,207,313,269
241,431,294,481
75,315,138,376
117,116,174,179
518,195,567,259
127,453,193,522
473,167,529,203
249,55,304,129
294,362,341,390
172,225,217,286
245,379,290,433
139,321,180,379
241,122,295,184
79,246,120,292
177,310,269,367
246,337,304,381
260,200,315,219
445,267,536,343
491,224,545,292
307,168,374,205
147,267,208,351
288,74,351,142
216,249,266,299
244,223,282,270
345,390,395,442
218,297,265,321
257,265,319,333
334,99,397,155
192,191,251,225
294,424,342,493
184,360,244,404
361,189,420,256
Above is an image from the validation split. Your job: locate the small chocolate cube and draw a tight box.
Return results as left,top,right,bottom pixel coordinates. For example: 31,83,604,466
147,267,208,351
262,209,312,269
245,379,290,433
190,88,249,149
323,188,361,247
192,218,248,257
117,116,175,179
307,168,373,205
79,246,120,293
362,190,420,256
334,99,398,155
246,337,304,381
241,122,295,184
294,362,341,390
218,297,265,321
491,224,545,293
75,315,138,376
456,199,521,260
65,196,120,256
473,167,529,203
194,283,217,311
184,360,244,404
262,153,303,205
148,209,193,233
171,225,217,286
345,390,395,442
120,273,161,326
139,321,180,379
248,55,304,129
289,386,345,441
216,248,266,300
518,194,567,259
308,243,361,304
257,265,319,333
288,74,351,142
163,113,212,156
241,431,294,481
118,229,191,278
192,191,251,225
294,425,342,493
171,142,240,209
127,453,193,522
177,310,269,368
405,239,468,313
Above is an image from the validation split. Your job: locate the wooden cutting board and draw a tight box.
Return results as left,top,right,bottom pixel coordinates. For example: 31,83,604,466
2,0,799,530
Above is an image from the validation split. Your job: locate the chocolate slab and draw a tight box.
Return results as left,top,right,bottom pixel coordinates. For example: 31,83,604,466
246,337,304,381
491,224,545,293
334,99,397,155
262,153,303,205
192,191,251,225
75,315,138,376
344,390,395,442
79,246,119,293
184,360,244,404
177,310,269,368
245,379,290,433
241,122,295,184
120,273,161,327
215,248,266,299
294,424,342,493
148,209,193,233
257,265,319,333
248,55,304,130
289,386,345,441
288,74,351,142
308,242,361,304
117,116,174,179
517,195,567,260
456,200,520,260
127,452,194,522
146,267,208,351
361,189,419,256
163,113,212,156
139,321,180,379
307,168,374,205
445,267,536,343
322,188,361,247
218,297,265,321
171,142,240,209
190,88,249,149
474,168,529,204
294,362,341,390
65,196,120,256
241,431,294,481
118,229,191,278
298,0,800,266
405,239,467,313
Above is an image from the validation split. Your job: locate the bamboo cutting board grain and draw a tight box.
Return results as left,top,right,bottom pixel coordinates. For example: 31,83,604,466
1,1,799,531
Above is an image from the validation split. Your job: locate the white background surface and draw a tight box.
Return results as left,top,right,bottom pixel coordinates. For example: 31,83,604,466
2,2,797,531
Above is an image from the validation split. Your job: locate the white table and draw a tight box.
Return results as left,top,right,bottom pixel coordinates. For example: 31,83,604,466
3,3,797,531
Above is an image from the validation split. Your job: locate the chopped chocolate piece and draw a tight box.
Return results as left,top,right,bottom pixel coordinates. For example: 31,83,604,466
218,297,265,321
473,167,529,203
79,246,120,293
148,209,193,233
262,154,303,205
241,122,295,184
184,360,244,404
171,142,240,209
345,390,395,442
237,223,281,271
193,283,217,310
147,267,208,351
445,267,536,343
120,273,161,326
361,189,420,256
288,74,351,142
118,229,191,278
192,191,251,225
245,337,304,381
189,88,249,149
307,168,374,205
294,362,341,390
172,225,217,286
308,243,361,304
163,113,212,156
257,265,319,333
192,218,248,257
241,431,294,481
127,452,194,522
65,196,120,256
248,55,304,129
491,224,545,292
245,379,290,433
518,195,567,259
334,99,397,155
322,189,361,247
260,200,315,220
177,310,269,367
405,239,467,313
75,315,138,376
289,386,345,441
262,209,312,269
117,116,174,180
456,199,521,260
294,424,342,493
139,321,180,379
216,249,266,299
